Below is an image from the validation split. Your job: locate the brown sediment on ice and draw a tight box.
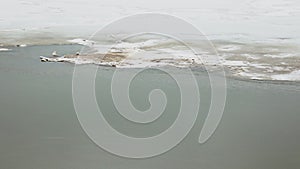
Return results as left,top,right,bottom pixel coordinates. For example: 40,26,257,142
64,53,126,62
40,52,202,68
40,53,127,66
150,58,191,63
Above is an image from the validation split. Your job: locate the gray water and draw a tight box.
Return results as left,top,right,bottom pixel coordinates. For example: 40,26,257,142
0,45,300,169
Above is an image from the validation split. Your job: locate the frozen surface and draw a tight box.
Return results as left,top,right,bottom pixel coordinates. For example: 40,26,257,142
1,0,300,81
0,0,300,43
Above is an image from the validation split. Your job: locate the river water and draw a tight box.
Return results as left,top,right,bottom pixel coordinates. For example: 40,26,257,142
0,45,300,169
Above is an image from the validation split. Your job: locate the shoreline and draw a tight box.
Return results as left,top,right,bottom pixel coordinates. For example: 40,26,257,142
2,41,300,83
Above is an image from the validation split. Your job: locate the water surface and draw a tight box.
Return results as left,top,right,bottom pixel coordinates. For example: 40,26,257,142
0,45,300,169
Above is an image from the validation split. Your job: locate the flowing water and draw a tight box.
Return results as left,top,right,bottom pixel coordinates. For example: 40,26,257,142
0,45,300,169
